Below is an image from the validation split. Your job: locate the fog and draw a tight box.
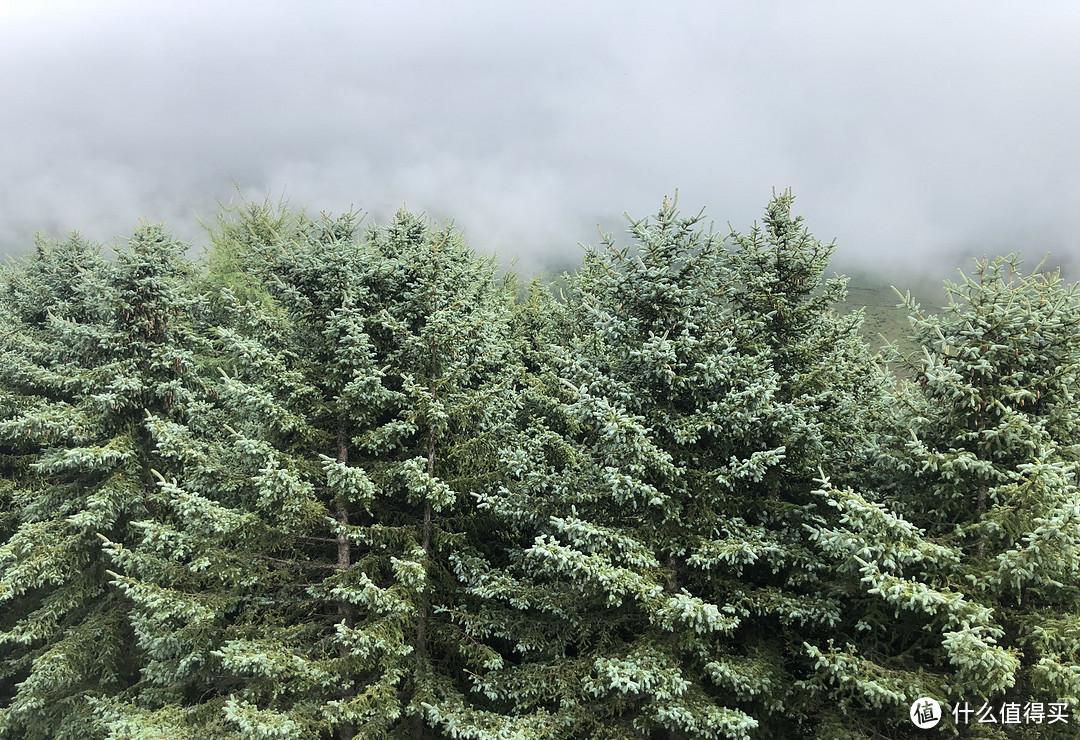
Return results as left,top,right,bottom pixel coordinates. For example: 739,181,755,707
3,0,1079,281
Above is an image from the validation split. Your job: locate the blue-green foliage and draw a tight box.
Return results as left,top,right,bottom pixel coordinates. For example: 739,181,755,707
1,197,1077,740
0,225,208,739
468,192,940,739
92,204,521,739
886,256,1080,736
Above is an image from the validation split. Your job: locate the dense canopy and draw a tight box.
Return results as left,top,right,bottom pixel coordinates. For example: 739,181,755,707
1,194,1077,739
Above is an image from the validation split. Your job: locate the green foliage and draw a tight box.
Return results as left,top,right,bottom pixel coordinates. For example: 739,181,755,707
888,255,1080,718
0,225,210,739
97,204,522,739
1,197,1077,739
466,192,937,738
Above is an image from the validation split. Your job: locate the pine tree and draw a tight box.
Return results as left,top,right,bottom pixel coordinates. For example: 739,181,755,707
0,225,209,739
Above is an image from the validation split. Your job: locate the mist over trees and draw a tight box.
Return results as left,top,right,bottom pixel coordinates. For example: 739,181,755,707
1,193,1078,739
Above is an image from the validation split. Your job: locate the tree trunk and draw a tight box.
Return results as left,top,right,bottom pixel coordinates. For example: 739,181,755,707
975,483,987,557
411,425,435,740
412,248,440,740
336,418,355,740
665,554,680,740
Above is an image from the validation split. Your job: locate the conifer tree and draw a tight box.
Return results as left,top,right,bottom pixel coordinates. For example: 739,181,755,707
470,192,970,739
98,204,522,739
689,193,942,737
0,232,108,738
728,198,1024,737
462,195,783,737
856,254,1080,737
0,225,209,739
197,195,293,317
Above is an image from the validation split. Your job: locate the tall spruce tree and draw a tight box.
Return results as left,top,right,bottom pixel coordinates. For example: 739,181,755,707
726,199,1033,738
862,255,1080,738
720,195,1006,737
682,193,955,737
458,193,904,738
0,225,209,739
0,233,108,738
472,191,1010,739
97,204,522,739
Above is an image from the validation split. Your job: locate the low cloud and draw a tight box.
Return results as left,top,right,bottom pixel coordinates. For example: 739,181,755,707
2,0,1078,282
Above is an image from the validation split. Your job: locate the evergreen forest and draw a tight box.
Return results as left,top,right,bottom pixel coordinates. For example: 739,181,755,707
1,192,1078,739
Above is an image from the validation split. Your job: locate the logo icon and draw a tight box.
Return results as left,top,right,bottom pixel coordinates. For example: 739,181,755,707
910,697,942,729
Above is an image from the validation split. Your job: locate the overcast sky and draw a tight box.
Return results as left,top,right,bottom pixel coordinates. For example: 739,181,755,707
2,0,1079,279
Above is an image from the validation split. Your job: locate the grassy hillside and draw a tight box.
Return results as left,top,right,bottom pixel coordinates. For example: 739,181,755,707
838,269,957,365
842,277,922,354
